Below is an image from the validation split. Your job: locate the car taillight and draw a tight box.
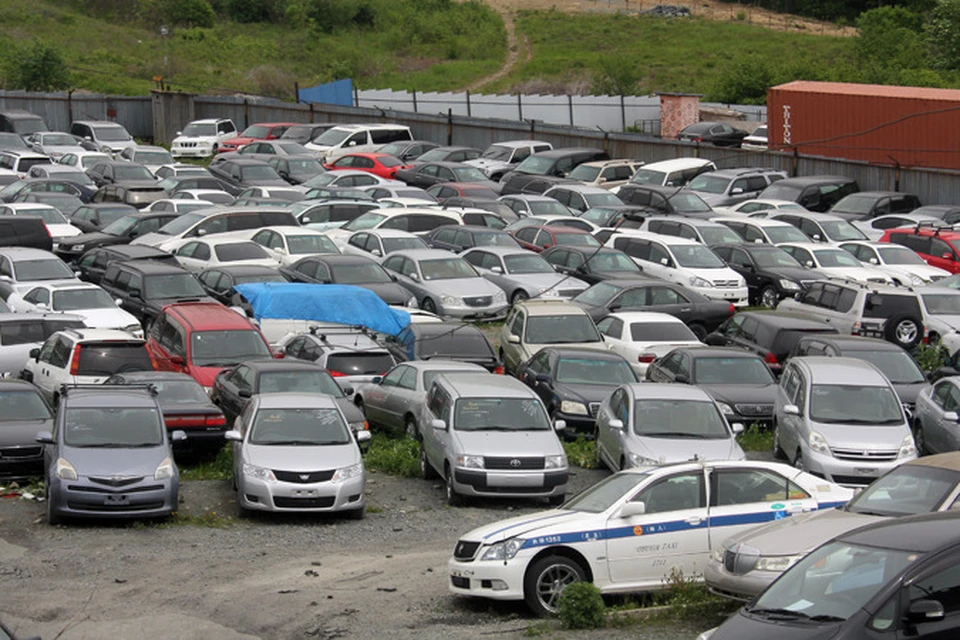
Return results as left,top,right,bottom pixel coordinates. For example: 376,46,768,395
638,353,657,363
205,414,227,427
727,303,735,315
329,370,346,377
764,352,778,365
69,344,82,375
493,365,504,375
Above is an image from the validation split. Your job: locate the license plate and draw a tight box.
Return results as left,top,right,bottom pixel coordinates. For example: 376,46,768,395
488,473,544,488
856,468,877,475
105,495,129,505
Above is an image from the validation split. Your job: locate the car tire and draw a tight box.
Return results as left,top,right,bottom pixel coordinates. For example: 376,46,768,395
523,555,587,617
548,494,565,507
760,286,779,309
45,485,61,526
445,467,463,507
793,450,805,471
914,423,927,456
344,505,365,520
422,298,437,314
511,290,529,305
772,424,787,460
420,443,438,480
885,314,923,349
688,323,707,341
405,416,419,441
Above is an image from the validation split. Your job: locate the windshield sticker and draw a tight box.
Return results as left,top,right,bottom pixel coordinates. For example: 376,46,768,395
784,599,814,612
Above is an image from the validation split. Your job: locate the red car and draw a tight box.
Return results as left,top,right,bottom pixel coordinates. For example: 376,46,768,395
217,122,299,154
509,224,602,253
324,153,408,180
426,182,499,202
146,301,277,392
879,223,960,274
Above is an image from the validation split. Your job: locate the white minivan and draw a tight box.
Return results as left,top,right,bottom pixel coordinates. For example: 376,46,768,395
605,230,749,306
611,157,716,193
306,124,413,163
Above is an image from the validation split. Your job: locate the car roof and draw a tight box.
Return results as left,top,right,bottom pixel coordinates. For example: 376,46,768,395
638,157,714,171
627,382,713,401
0,379,45,392
111,370,197,383
539,346,633,361
799,335,905,352
436,372,534,397
517,299,591,316
73,120,127,127
670,346,766,360
607,311,686,323
546,184,617,195
791,356,887,383
772,211,847,222
464,246,534,257
489,140,551,149
0,247,59,259
611,229,700,246
201,264,278,276
60,327,145,343
697,168,780,178
646,216,728,228
115,259,189,274
3,202,59,211
744,311,834,329
103,245,171,258
771,175,856,186
64,387,158,408
361,229,420,238
243,359,328,373
715,217,799,228
252,392,340,409
163,302,258,331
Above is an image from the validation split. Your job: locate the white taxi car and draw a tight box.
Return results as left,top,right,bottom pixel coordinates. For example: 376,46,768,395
447,460,852,615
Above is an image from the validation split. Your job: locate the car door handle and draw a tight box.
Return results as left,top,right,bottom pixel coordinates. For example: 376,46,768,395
685,516,703,526
680,308,691,312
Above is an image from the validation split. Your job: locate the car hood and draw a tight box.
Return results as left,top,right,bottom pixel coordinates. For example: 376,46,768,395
187,365,234,388
711,612,842,640
717,506,880,556
463,158,509,173
64,443,170,477
222,137,257,146
928,314,960,331
72,307,139,329
882,264,949,281
0,418,53,447
59,231,119,247
459,508,589,543
129,231,167,247
453,429,564,459
116,179,162,189
423,277,502,297
763,266,825,282
553,382,623,405
356,282,412,305
811,421,911,451
509,272,586,293
892,380,929,405
700,383,778,406
243,178,289,187
631,434,744,464
244,442,359,471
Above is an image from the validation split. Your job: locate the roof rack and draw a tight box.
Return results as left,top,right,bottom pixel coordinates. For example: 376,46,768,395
59,383,158,397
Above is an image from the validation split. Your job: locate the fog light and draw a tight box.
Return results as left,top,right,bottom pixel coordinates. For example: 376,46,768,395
490,580,509,591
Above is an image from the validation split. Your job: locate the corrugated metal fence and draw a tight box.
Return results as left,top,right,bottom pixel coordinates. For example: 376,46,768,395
3,90,960,204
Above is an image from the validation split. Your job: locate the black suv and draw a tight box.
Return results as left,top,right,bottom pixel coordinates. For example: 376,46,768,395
616,184,715,219
207,158,288,196
704,311,838,375
499,148,610,195
712,243,825,308
54,211,180,263
0,215,52,251
76,245,179,285
99,260,215,327
758,175,859,213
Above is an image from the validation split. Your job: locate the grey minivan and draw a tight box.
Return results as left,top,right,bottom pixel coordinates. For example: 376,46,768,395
418,373,568,506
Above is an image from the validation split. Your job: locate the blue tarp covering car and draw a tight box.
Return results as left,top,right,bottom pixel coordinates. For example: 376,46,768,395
233,282,410,336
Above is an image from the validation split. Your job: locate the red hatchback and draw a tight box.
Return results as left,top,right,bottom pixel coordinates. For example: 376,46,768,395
146,302,275,393
880,224,960,274
324,153,408,180
509,224,603,253
217,122,299,154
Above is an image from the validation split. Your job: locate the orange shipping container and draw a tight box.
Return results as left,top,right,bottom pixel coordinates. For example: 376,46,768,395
767,80,960,171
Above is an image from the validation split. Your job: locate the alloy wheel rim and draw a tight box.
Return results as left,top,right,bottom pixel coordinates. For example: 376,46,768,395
536,564,580,612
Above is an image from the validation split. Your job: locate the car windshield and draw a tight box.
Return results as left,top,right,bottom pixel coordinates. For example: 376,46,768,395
0,389,51,420
556,357,636,384
304,172,339,187
524,315,601,344
102,215,139,236
563,472,649,513
693,356,775,384
629,169,666,185
287,234,338,255
382,236,427,253
573,282,621,307
249,407,351,445
587,252,641,272
40,133,78,146
159,213,206,237
190,330,271,367
832,194,877,214
568,165,601,181
847,464,960,517
453,397,550,431
528,200,574,216
114,165,154,181
13,258,74,282
852,350,926,384
259,371,343,397
144,273,205,299
633,399,731,439
11,207,66,224
480,144,513,161
813,249,861,268
240,125,270,139
342,213,386,231
62,405,161,448
182,123,216,137
818,220,866,241
136,150,174,165
331,262,393,284
313,128,352,145
671,244,725,268
91,126,132,142
629,321,697,342
765,225,810,244
699,226,744,245
472,231,518,247
877,246,925,265
513,156,555,175
748,541,916,623
420,258,477,280
239,165,281,180
585,192,623,207
145,379,210,404
809,384,903,424
214,242,270,261
751,248,802,268
52,288,115,310
553,232,599,247
922,293,960,316
503,254,554,274
687,175,731,194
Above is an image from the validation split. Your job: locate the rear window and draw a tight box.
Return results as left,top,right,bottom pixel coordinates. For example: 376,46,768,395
76,342,153,376
417,328,494,359
630,322,697,342
863,294,922,319
0,320,45,345
772,328,838,357
326,352,395,376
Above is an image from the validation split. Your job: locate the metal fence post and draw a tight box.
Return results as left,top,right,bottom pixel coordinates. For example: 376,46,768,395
466,91,471,118
517,94,523,122
620,94,626,132
243,98,249,129
412,90,418,113
568,95,574,127
447,108,453,145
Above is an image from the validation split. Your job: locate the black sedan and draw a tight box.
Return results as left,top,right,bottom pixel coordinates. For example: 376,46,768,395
0,380,54,479
540,246,646,286
571,279,735,339
266,154,326,185
384,322,502,373
197,264,287,306
711,243,825,308
396,161,500,192
425,224,520,253
54,211,180,263
279,254,415,306
206,158,289,196
676,121,748,147
645,346,778,425
515,347,637,436
210,359,368,432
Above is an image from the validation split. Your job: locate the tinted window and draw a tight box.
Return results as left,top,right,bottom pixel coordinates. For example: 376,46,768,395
76,342,152,376
326,353,395,376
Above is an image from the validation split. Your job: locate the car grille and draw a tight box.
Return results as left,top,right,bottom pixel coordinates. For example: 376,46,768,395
723,545,761,575
273,496,336,509
89,476,145,488
180,142,197,148
453,540,481,561
831,475,876,486
68,483,164,494
273,469,336,484
589,402,601,417
830,448,899,462
463,296,492,307
733,404,774,417
712,280,741,288
0,446,42,460
484,456,545,470
68,501,165,512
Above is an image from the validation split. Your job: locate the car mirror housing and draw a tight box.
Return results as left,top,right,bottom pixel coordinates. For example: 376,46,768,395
171,430,187,442
608,418,624,430
783,404,800,416
430,418,447,431
731,422,745,434
35,431,54,444
223,430,242,442
507,334,520,344
554,420,566,431
356,430,372,443
944,411,960,422
372,375,383,384
29,348,40,361
907,599,945,623
238,389,252,399
619,501,646,518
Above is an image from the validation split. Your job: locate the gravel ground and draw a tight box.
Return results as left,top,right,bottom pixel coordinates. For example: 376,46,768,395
0,463,729,640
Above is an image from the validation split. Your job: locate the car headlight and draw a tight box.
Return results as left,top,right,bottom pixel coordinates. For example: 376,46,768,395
539,287,560,297
544,454,566,469
493,290,506,303
456,454,484,469
440,294,462,306
908,273,925,285
710,547,725,563
716,402,735,416
808,431,831,455
349,421,369,432
55,457,78,480
123,323,143,335
332,462,364,482
406,296,419,308
154,457,175,480
70,244,85,252
689,276,712,288
242,463,276,482
755,555,802,572
696,630,716,640
560,400,588,415
779,279,801,291
898,434,917,458
480,538,525,561
627,453,660,468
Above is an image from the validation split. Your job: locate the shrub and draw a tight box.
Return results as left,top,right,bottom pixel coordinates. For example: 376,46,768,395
5,41,70,92
363,434,420,478
563,436,598,469
164,0,216,27
556,581,605,629
224,0,272,23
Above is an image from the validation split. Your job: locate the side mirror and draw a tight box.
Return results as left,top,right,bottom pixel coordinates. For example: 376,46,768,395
372,375,383,384
171,430,187,442
342,385,354,396
371,249,382,257
674,374,689,384
356,430,372,442
169,355,185,367
619,501,646,518
730,187,744,195
507,334,520,344
238,389,252,399
783,404,800,416
129,290,142,300
907,599,945,623
732,422,745,434
554,420,566,432
430,418,447,431
944,411,959,422
36,302,48,310
944,252,955,261
535,373,550,384
410,273,420,282
35,431,54,444
660,258,669,266
29,348,40,361
115,298,124,307
869,257,879,265
608,418,624,430
491,265,503,274
223,430,242,442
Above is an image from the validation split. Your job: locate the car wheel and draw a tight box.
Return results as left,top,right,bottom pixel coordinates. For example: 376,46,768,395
419,443,438,480
45,485,61,526
405,416,419,441
772,424,787,460
445,467,463,507
548,494,565,507
914,423,927,456
511,290,529,305
929,332,941,346
885,314,922,349
422,298,437,314
760,286,779,309
523,555,587,617
344,505,365,520
793,450,805,471
688,323,707,341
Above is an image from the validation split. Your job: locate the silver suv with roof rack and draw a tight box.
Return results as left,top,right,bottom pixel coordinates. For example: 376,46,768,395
276,326,397,392
684,167,787,207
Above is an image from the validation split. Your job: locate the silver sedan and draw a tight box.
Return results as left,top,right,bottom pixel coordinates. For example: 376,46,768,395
461,246,589,304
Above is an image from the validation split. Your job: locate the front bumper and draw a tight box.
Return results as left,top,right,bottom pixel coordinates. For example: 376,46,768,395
802,445,912,487
448,554,526,601
698,286,749,308
439,301,509,321
452,468,568,499
238,472,365,513
171,144,215,158
49,475,179,520
703,557,775,601
552,409,597,435
0,445,44,480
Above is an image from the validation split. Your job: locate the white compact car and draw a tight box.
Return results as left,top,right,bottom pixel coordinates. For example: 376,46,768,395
6,282,143,337
778,242,894,285
596,311,703,376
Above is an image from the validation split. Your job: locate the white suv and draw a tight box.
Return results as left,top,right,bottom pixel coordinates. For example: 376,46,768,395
20,328,154,405
605,231,749,306
171,119,238,158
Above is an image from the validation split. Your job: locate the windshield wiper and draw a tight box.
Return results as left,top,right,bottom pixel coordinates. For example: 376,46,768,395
639,431,711,438
260,440,324,446
77,443,128,448
748,607,811,619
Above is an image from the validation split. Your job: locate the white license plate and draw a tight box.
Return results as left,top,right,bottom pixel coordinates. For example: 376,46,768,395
487,473,544,488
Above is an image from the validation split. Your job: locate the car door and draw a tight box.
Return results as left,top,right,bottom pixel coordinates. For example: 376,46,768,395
595,387,629,468
38,335,71,402
519,350,553,407
362,365,406,430
597,316,627,359
930,382,960,454
423,384,453,472
217,365,254,424
777,364,806,460
502,308,526,374
605,469,709,587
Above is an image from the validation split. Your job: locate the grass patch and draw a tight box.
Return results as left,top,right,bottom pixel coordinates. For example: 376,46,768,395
564,436,598,469
736,423,773,452
363,433,420,478
178,445,233,481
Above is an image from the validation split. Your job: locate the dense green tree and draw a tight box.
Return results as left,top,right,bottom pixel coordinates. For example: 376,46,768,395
927,0,960,70
6,41,70,92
